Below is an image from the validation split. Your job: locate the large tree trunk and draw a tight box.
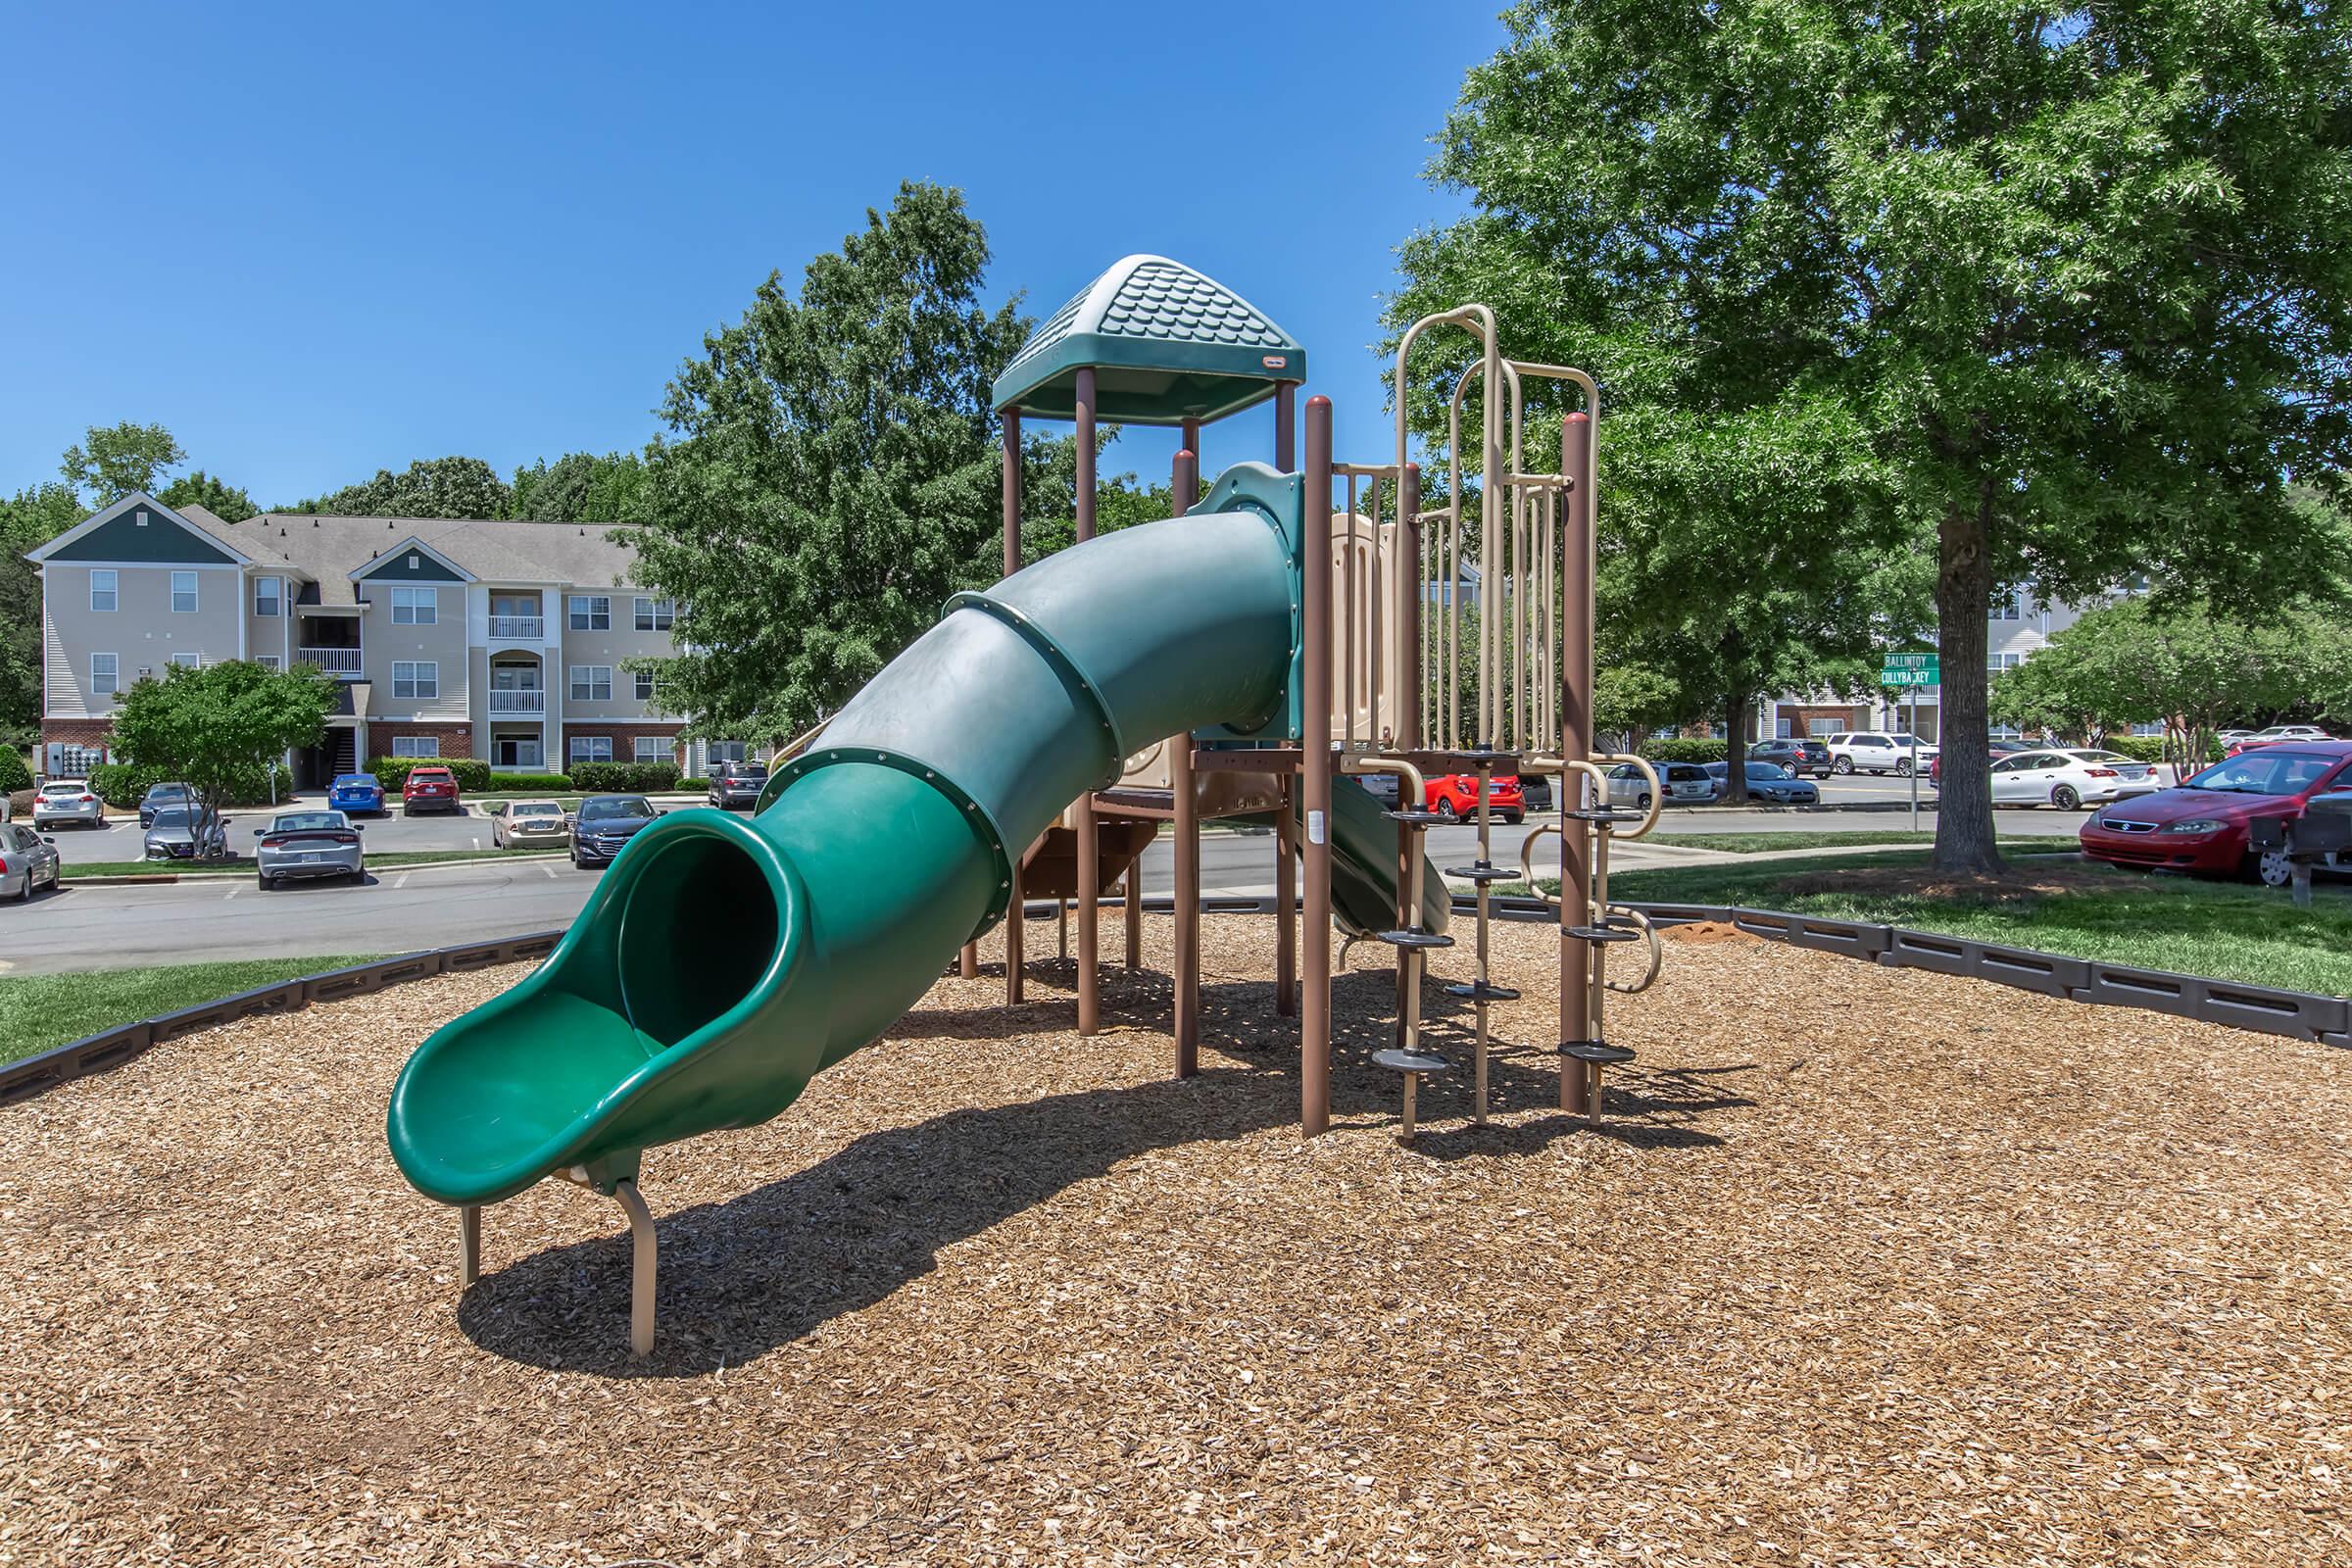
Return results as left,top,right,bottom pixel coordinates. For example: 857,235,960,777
1723,672,1750,805
1933,502,2002,874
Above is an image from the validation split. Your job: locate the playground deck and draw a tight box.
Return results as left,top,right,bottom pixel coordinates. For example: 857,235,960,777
4,917,2347,1566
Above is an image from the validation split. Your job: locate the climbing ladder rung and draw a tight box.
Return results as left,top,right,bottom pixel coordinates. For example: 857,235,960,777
1443,980,1520,1004
1385,808,1447,825
1567,925,1642,944
1561,1041,1637,1065
1377,928,1454,950
1445,865,1517,883
1373,1047,1453,1075
1565,808,1649,825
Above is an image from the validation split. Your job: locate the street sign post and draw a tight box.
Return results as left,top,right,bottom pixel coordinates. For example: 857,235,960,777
1881,653,1940,830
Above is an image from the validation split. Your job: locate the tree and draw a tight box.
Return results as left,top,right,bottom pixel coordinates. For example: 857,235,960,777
508,451,651,523
628,181,1032,741
293,456,512,519
61,421,186,505
0,482,83,748
1396,2,2352,868
159,469,259,522
108,662,339,850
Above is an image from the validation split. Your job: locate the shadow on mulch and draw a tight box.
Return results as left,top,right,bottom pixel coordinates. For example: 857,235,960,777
457,967,1749,1378
1775,862,2127,903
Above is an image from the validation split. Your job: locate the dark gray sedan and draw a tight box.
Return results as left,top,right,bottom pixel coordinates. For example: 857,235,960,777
571,795,660,867
144,805,229,860
257,809,366,888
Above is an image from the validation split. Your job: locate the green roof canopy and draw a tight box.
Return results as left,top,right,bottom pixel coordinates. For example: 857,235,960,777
991,255,1305,425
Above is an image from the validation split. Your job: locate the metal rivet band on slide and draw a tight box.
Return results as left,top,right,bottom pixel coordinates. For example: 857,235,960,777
761,745,1018,943
939,590,1130,790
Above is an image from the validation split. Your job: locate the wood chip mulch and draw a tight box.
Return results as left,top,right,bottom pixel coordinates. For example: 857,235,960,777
3,915,2348,1567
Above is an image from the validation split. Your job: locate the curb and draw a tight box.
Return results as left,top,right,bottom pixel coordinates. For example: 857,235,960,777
59,852,571,886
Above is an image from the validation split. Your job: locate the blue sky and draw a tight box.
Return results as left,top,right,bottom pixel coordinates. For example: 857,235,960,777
1,2,1503,510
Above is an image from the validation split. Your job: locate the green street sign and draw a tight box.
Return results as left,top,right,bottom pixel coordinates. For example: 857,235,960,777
1882,652,1939,687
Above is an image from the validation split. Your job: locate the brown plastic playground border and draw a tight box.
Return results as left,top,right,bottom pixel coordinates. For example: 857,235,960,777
3,900,2344,1111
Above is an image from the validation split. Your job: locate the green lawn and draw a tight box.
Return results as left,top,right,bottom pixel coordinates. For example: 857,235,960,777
63,846,563,879
0,956,379,1068
1524,850,2352,997
1646,830,2081,855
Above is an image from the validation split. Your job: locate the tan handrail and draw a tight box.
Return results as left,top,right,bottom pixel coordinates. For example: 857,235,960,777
1517,820,1563,908
1589,754,1663,840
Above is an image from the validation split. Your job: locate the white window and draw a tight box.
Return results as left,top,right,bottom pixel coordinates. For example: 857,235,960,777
170,653,201,669
391,737,438,759
393,661,439,699
1808,717,1838,736
708,741,748,764
2132,721,2165,737
257,655,281,670
633,670,658,701
569,735,613,763
567,595,611,631
89,568,118,612
391,585,437,625
633,597,674,632
569,664,612,701
171,570,198,612
1986,652,2023,672
1776,716,1794,739
633,736,672,763
1991,589,2025,621
254,576,281,617
91,653,120,695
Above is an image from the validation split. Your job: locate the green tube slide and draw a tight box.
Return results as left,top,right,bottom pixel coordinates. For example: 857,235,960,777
387,467,1445,1208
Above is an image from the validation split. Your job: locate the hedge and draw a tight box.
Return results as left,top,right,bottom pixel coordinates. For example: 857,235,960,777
0,748,31,796
85,760,294,809
569,760,682,794
485,771,575,793
677,776,711,793
2102,735,2226,766
1639,737,1728,764
368,756,494,792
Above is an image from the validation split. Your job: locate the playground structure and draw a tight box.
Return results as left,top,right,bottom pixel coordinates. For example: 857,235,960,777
387,255,1668,1354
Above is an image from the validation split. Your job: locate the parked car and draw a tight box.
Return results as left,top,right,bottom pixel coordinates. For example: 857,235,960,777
2251,724,2330,743
1928,738,2037,787
144,804,229,860
1825,731,1939,776
31,778,104,829
1426,772,1524,823
1605,761,1712,811
707,762,769,810
1704,760,1820,805
1985,749,2160,809
256,809,366,888
2079,741,2352,886
490,799,573,848
1748,739,1833,778
1516,772,1553,812
328,771,389,815
402,764,463,816
571,794,660,867
138,780,193,828
0,822,63,902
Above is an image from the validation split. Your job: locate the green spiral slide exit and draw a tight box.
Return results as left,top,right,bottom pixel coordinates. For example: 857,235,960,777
387,465,1445,1208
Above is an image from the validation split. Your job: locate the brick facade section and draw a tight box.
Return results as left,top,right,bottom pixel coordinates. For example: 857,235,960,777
41,719,115,753
365,721,474,761
562,722,685,767
1776,704,1868,740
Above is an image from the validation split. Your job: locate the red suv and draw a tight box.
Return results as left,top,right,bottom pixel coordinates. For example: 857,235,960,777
2079,741,2352,886
401,764,463,816
1425,773,1524,824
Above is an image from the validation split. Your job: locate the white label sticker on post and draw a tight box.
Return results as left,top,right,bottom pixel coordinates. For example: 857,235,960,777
1307,809,1327,845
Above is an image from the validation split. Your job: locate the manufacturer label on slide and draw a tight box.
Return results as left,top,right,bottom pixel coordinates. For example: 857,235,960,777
1307,810,1326,845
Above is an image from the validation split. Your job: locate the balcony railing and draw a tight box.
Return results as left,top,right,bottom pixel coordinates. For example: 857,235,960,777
295,647,363,674
488,614,545,640
487,689,546,714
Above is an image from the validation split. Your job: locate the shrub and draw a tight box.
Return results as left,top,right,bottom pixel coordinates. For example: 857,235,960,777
7,787,33,819
485,771,574,793
86,760,292,808
569,760,682,794
0,747,31,796
2103,734,2226,765
1640,737,1728,764
677,776,711,793
368,756,493,792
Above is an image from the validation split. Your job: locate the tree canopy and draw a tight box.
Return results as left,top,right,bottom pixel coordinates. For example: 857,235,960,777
508,451,650,523
291,456,512,519
0,483,81,748
159,469,259,522
627,181,1032,742
109,661,340,839
61,421,186,505
1395,1,2352,860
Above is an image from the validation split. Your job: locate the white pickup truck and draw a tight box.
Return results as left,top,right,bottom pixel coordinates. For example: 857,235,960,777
1824,731,1939,777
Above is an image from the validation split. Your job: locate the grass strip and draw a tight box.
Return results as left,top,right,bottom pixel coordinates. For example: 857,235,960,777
0,955,381,1067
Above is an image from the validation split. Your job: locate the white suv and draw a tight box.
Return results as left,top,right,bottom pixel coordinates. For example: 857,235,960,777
1824,732,1939,777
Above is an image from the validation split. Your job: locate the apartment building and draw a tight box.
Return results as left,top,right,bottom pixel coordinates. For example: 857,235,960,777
26,491,704,782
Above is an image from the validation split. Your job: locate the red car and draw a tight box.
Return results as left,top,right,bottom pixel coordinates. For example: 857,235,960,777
401,764,464,816
2078,741,2352,886
1425,772,1523,824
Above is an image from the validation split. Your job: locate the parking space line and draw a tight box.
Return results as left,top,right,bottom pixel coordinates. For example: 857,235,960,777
222,889,238,902
395,872,411,889
542,862,560,879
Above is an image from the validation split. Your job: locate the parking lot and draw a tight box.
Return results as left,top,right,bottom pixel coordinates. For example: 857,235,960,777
30,794,623,865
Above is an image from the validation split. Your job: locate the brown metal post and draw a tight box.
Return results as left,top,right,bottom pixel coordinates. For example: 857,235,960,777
1274,385,1297,473
1074,368,1101,1036
1172,446,1201,1077
1003,407,1025,1004
1181,417,1201,482
1300,396,1335,1136
958,942,977,980
1398,463,1422,753
1560,411,1594,1111
1171,441,1203,1081
1275,777,1296,1015
1124,865,1142,969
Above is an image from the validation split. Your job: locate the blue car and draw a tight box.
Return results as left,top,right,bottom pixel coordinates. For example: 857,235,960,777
1704,760,1820,805
327,772,388,815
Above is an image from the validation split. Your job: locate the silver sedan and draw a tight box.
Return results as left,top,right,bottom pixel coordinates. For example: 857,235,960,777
256,809,367,888
144,806,229,860
1,822,63,901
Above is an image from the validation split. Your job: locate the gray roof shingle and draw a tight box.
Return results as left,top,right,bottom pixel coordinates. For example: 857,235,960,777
176,506,646,604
